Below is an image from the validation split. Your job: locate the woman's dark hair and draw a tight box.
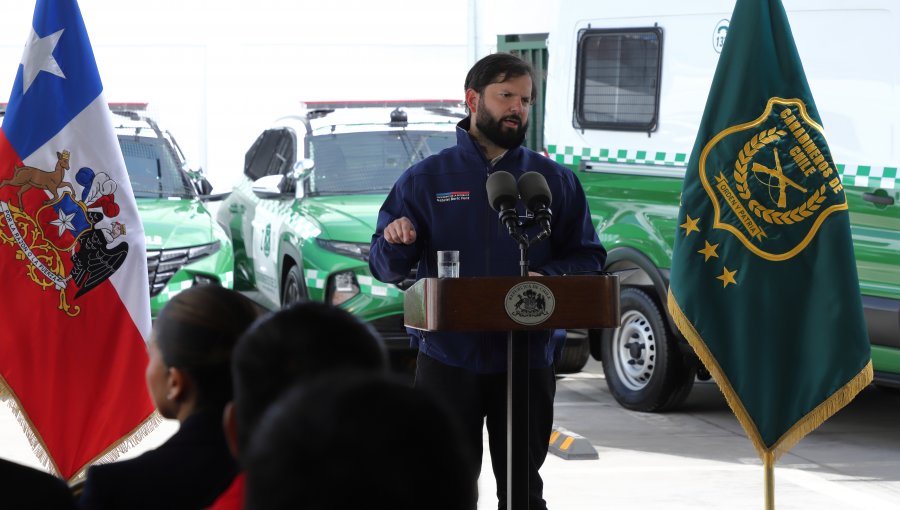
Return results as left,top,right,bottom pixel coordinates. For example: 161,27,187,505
154,284,262,411
463,52,536,100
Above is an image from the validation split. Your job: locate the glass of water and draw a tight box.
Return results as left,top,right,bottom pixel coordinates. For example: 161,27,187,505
437,250,460,278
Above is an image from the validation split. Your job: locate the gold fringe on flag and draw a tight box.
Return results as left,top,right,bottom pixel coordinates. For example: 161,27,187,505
667,288,873,509
769,361,872,461
0,374,163,484
69,410,164,484
0,376,63,477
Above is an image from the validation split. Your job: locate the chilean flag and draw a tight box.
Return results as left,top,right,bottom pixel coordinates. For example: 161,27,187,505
0,0,155,481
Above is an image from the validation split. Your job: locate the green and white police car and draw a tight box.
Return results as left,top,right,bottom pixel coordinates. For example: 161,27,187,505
217,101,463,351
112,106,234,318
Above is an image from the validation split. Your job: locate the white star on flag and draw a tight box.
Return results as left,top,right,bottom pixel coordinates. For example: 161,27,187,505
50,209,76,237
20,27,66,93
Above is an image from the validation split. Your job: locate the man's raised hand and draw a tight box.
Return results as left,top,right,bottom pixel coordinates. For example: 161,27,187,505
384,217,417,245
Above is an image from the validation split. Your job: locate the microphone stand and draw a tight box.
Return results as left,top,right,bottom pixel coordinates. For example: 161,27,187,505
498,211,551,276
504,216,550,510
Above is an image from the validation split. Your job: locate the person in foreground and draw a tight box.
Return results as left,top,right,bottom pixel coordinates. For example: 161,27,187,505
206,301,389,510
0,458,75,510
369,52,607,509
243,373,477,510
77,285,262,510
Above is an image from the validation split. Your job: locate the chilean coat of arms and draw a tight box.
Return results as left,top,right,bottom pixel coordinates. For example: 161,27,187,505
0,149,129,317
504,281,556,326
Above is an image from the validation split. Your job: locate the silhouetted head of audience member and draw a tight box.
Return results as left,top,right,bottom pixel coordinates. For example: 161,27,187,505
226,300,388,457
243,373,477,510
147,284,262,422
1,458,76,510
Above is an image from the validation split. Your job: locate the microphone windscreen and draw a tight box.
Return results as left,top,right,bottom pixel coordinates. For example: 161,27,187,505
517,171,552,210
485,171,518,211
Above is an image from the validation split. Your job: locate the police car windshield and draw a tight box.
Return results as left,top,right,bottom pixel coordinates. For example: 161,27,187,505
308,131,455,195
119,137,195,199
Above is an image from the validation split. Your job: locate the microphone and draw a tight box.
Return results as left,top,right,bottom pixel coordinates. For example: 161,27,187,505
517,171,552,239
486,171,520,236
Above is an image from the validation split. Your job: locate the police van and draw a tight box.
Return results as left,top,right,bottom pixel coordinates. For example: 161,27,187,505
538,0,900,411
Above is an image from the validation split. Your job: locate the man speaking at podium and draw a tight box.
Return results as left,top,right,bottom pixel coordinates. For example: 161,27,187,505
369,52,606,510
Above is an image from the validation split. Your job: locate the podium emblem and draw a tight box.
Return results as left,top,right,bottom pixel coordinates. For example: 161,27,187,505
505,281,555,325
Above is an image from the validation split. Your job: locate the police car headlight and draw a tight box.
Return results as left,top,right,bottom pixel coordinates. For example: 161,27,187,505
316,239,370,261
329,271,359,306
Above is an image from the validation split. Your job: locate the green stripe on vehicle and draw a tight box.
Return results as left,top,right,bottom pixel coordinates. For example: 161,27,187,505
547,146,898,189
839,164,899,190
154,270,235,303
304,269,326,290
548,146,690,168
304,270,400,298
357,275,402,298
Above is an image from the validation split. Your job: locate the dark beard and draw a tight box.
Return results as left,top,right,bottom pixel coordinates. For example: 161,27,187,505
475,105,528,150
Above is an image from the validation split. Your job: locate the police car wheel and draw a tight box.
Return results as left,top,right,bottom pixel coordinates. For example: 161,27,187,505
281,265,307,307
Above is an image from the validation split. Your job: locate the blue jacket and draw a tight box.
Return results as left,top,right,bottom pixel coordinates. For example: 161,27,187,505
369,119,606,373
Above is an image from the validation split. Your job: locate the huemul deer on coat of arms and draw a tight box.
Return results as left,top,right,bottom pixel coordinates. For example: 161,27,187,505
0,150,76,209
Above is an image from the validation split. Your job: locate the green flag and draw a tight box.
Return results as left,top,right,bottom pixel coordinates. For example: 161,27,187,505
667,0,872,466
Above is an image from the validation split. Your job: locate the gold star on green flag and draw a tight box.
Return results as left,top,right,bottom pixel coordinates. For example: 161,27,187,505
698,240,719,261
666,0,872,507
716,267,737,288
680,215,700,236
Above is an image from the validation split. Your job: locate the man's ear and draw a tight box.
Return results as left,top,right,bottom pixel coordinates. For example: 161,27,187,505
223,401,240,459
465,88,479,115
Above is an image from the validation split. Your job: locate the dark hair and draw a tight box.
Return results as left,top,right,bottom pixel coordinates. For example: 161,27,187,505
231,301,388,454
244,374,477,510
154,284,262,412
464,52,536,101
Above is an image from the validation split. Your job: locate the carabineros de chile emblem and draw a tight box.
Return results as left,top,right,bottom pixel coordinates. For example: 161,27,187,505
699,97,848,261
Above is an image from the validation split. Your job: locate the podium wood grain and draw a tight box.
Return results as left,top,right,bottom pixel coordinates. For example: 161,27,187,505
403,275,619,332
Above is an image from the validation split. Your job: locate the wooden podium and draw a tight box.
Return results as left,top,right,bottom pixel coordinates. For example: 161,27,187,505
404,275,620,509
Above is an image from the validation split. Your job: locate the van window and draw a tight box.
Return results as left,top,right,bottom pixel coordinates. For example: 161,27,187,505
574,27,663,132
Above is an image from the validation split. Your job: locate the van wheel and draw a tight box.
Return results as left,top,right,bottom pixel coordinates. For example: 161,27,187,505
601,287,695,412
281,265,307,307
